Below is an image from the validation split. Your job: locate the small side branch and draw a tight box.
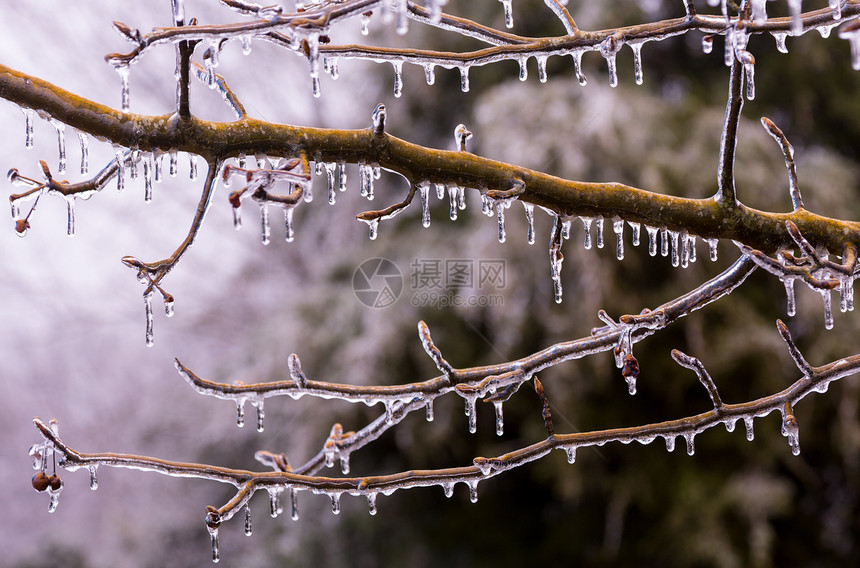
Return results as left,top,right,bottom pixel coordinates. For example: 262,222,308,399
761,117,802,210
671,349,723,409
716,55,743,207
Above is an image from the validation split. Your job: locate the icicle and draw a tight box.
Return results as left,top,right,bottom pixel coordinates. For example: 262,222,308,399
839,22,860,70
822,289,834,329
367,493,378,515
595,217,604,248
384,401,395,425
499,0,514,28
363,218,379,240
339,452,350,474
392,61,403,98
785,0,803,35
116,65,130,113
555,219,568,241
448,186,460,220
680,234,690,268
330,493,342,515
630,43,644,85
360,12,370,35
435,183,445,200
738,50,755,100
260,203,270,245
207,525,220,563
669,230,680,266
359,164,370,198
687,235,697,263
665,435,676,452
129,148,140,180
564,447,576,464
783,278,796,316
581,217,593,250
629,221,641,246
143,153,153,202
325,57,339,79
254,399,265,432
724,419,737,433
771,32,789,54
395,0,409,34
524,202,535,245
537,56,548,83
459,66,470,92
646,226,659,256
782,412,801,455
468,481,479,503
144,292,154,347
518,57,528,81
494,401,504,436
744,417,755,441
244,504,252,536
325,162,337,204
496,202,506,243
290,488,300,520
443,483,454,498
164,294,175,318
702,35,714,54
284,207,295,242
840,275,854,312
337,161,347,193
236,399,246,428
22,108,34,149
268,488,281,518
830,0,843,19
88,465,99,491
169,150,178,177
465,396,477,434
613,219,624,260
425,399,435,422
189,154,198,180
424,63,436,85
50,120,66,175
599,36,621,88
419,182,431,228
571,51,587,86
706,238,719,261
684,433,696,456
114,147,126,190
78,131,89,175
65,197,75,237
232,205,242,230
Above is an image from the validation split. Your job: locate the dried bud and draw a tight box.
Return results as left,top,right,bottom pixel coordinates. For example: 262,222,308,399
205,506,222,529
7,168,18,183
228,191,242,208
15,218,30,236
48,474,63,491
622,353,640,380
319,35,331,44
32,472,50,492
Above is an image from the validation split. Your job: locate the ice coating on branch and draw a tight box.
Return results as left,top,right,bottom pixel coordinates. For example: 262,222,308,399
613,218,624,260
646,225,659,256
49,119,66,175
419,182,431,228
599,36,622,88
499,0,514,29
22,107,34,149
78,131,89,175
523,202,535,245
839,21,860,70
392,61,403,97
630,42,644,85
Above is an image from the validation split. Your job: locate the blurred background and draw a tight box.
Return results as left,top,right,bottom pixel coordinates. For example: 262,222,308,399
1,1,859,566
